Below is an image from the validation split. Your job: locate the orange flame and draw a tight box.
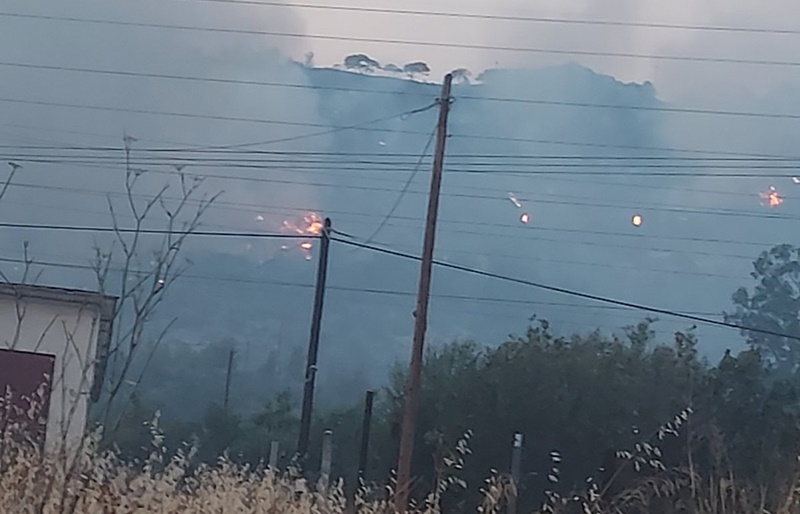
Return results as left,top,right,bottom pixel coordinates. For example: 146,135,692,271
280,212,324,260
760,186,783,208
282,212,324,236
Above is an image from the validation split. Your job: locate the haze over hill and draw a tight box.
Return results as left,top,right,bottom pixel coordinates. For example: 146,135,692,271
1,1,799,418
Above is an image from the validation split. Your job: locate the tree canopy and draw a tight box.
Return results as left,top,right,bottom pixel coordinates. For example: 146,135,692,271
106,245,800,513
725,244,800,374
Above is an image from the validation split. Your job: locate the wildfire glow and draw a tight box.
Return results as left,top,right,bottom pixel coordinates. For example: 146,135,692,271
520,213,530,224
282,212,324,236
632,214,643,227
760,186,784,208
280,212,324,261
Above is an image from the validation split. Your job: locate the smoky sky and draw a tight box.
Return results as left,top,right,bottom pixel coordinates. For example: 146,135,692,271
0,0,323,255
1,0,800,401
284,0,800,101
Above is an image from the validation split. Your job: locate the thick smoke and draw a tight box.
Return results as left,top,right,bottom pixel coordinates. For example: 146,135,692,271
2,0,800,415
290,0,800,99
0,0,322,260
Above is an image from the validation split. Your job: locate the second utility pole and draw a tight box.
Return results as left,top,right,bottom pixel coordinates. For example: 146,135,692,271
395,73,453,511
296,217,332,461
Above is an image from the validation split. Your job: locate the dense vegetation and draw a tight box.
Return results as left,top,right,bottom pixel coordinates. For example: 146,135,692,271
108,325,800,512
98,245,800,514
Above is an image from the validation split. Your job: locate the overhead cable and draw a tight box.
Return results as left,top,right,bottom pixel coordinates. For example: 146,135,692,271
333,238,800,341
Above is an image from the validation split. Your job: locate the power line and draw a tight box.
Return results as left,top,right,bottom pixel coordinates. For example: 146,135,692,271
8,149,800,203
5,12,800,69
6,144,800,162
5,60,800,120
381,228,761,264
0,122,184,147
0,195,761,297
196,102,438,150
0,196,772,289
0,195,766,277
0,97,433,137
447,133,800,160
180,0,800,36
7,140,800,166
0,181,775,263
0,185,757,281
0,61,433,99
5,150,790,202
0,254,719,316
7,157,800,224
9,149,800,167
457,95,800,120
5,129,800,163
9,151,800,176
9,155,800,172
373,238,746,280
333,238,800,341
0,221,308,239
362,126,436,245
13,169,797,228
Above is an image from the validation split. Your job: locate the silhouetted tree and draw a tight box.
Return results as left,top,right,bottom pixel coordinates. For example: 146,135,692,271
403,61,431,78
451,68,471,84
344,54,381,72
383,63,402,73
107,315,800,513
725,244,800,374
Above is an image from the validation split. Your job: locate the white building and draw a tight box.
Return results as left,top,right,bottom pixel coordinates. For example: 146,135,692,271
0,283,116,452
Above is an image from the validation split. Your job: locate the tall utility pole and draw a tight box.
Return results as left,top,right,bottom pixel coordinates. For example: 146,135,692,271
395,73,453,510
223,348,235,410
358,390,375,481
296,217,332,460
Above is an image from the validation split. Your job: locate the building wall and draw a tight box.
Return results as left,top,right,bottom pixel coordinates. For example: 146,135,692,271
0,295,102,451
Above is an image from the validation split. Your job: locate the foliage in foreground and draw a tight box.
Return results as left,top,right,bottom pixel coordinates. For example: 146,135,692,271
0,438,349,513
5,330,800,514
4,414,800,514
105,319,800,514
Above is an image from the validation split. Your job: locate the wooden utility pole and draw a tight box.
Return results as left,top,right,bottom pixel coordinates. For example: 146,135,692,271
395,73,453,511
223,348,235,410
297,218,332,460
358,390,375,482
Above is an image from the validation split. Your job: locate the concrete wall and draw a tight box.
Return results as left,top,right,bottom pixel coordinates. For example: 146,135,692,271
0,294,102,451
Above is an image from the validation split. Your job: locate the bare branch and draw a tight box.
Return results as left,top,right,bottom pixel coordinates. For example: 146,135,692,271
0,162,21,202
93,145,220,434
32,314,60,353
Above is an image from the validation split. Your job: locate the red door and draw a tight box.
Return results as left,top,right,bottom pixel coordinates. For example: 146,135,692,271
0,349,55,447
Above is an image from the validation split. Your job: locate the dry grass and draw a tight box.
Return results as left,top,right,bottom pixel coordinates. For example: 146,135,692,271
0,433,365,514
0,412,447,514
2,409,800,514
2,438,800,514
